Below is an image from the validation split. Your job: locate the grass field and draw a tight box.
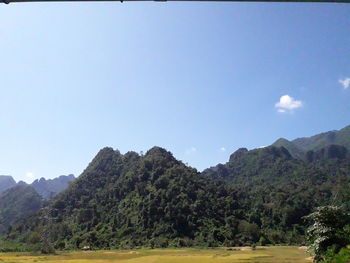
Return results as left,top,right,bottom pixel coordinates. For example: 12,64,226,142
0,246,312,263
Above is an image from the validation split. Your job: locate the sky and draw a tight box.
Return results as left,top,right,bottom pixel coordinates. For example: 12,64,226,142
0,1,349,183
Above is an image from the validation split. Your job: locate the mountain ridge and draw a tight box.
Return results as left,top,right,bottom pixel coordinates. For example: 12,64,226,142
6,143,350,249
0,176,17,194
2,124,350,248
0,174,75,199
271,124,350,159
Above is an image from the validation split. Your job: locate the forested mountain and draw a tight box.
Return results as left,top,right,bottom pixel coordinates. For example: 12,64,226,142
0,185,42,234
203,145,350,243
0,176,17,194
272,124,350,159
5,145,350,249
31,174,75,200
8,147,238,248
0,175,74,235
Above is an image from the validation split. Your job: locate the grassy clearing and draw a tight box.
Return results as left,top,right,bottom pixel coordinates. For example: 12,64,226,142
0,246,311,263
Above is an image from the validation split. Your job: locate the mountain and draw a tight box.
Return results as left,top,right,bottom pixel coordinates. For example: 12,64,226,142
202,145,350,243
305,144,348,162
0,176,17,194
0,175,74,234
6,145,350,249
272,124,350,159
7,147,240,248
0,175,75,200
0,185,42,234
31,174,75,200
272,138,305,159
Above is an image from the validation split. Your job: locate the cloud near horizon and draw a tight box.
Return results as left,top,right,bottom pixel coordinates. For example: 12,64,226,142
339,78,350,89
275,95,303,113
25,172,34,179
185,147,197,155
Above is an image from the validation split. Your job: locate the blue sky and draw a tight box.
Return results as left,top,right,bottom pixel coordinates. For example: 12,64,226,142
0,2,349,182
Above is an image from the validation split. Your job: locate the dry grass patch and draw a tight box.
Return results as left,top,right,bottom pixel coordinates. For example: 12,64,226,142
0,246,310,263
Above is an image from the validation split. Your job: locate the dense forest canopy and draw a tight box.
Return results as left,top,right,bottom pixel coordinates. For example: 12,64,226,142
0,185,42,234
3,140,350,249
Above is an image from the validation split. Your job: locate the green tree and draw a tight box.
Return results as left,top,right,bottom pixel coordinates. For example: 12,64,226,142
305,206,350,262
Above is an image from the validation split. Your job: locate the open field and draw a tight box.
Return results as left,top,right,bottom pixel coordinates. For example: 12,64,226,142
0,246,311,263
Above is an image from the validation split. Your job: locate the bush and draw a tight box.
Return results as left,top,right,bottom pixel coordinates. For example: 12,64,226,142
306,206,350,262
322,248,350,263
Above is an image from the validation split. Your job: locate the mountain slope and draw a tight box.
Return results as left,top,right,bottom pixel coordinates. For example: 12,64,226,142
272,124,350,158
203,145,350,243
0,176,17,194
272,138,305,159
7,145,350,249
31,174,75,200
0,185,42,234
10,147,237,249
0,175,74,234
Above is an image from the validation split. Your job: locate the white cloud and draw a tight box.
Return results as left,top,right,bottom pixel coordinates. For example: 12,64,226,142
220,147,226,152
275,95,303,113
185,147,197,155
25,172,34,179
339,78,350,89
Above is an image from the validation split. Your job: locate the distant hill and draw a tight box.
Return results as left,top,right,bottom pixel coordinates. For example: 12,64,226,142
272,124,350,158
0,175,75,199
0,185,42,234
202,145,350,243
0,174,75,234
0,176,17,194
31,174,75,200
6,145,350,249
2,123,350,249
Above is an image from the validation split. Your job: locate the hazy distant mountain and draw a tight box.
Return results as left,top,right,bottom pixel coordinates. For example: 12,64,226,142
0,175,17,194
31,174,75,200
0,174,75,234
272,124,350,159
0,185,42,234
0,174,75,199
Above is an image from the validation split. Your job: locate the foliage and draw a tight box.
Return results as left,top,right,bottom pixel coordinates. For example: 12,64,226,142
0,185,42,234
305,206,350,262
321,248,350,263
204,146,350,246
4,144,350,250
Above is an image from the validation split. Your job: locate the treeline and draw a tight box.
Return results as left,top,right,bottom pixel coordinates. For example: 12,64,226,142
3,145,350,250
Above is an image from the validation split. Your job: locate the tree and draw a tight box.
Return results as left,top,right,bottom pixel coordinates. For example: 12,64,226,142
305,206,350,262
40,208,55,254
